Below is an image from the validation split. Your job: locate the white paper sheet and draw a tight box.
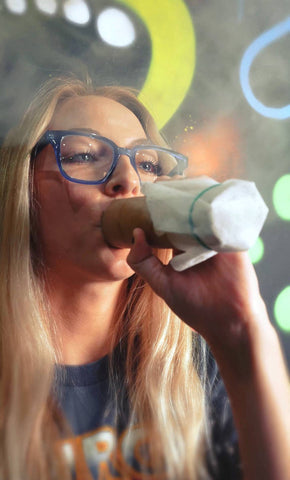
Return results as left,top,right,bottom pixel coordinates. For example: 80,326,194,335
141,177,269,271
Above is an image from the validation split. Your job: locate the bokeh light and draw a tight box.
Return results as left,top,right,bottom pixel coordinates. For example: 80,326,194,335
249,236,264,264
97,8,136,47
63,0,90,25
274,286,290,333
5,0,26,14
174,118,243,181
273,174,290,221
35,0,57,15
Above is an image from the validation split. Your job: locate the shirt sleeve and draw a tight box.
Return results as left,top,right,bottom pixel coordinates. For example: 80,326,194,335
205,350,243,480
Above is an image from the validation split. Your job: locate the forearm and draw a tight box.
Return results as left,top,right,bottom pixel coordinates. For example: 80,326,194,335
127,238,290,478
210,311,290,480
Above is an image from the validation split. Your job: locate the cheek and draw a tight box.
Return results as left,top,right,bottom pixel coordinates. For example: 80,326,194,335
33,175,104,249
35,176,69,227
33,173,134,279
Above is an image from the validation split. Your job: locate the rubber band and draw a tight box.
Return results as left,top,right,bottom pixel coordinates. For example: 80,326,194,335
188,183,220,250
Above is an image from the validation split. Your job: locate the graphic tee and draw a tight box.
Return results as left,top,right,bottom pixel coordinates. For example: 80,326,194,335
55,350,242,479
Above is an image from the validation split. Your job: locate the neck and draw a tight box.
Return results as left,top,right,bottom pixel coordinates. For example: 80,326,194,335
45,269,128,365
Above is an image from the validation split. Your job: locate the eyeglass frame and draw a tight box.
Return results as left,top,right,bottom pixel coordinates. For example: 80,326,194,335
30,130,188,185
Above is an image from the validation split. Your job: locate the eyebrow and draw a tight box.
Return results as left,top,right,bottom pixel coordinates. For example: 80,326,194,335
67,128,152,148
67,127,102,135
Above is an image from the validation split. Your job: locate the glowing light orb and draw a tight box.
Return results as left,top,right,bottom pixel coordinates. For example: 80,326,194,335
97,8,136,47
63,0,90,25
5,0,26,14
249,237,264,264
35,0,57,15
274,286,290,333
273,174,290,221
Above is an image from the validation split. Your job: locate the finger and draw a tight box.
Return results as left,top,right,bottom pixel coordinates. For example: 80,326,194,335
127,228,157,266
127,228,168,296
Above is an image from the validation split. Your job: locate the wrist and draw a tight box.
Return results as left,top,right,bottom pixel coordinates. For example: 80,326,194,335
208,307,278,382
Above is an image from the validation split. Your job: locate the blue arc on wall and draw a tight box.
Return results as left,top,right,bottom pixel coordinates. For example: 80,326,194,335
240,17,290,120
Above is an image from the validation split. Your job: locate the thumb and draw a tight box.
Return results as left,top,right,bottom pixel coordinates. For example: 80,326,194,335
127,228,167,294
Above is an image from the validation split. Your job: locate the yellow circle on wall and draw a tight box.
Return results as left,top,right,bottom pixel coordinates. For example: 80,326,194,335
117,0,196,128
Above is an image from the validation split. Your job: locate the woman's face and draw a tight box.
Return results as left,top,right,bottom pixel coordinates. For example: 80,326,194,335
33,95,149,282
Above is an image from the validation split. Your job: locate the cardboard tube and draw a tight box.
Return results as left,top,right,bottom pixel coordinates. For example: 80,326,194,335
101,197,174,249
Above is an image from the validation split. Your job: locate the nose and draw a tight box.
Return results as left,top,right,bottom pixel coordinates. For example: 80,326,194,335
104,155,141,197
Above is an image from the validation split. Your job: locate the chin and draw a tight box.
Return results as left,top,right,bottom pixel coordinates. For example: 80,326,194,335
106,258,135,281
91,248,135,282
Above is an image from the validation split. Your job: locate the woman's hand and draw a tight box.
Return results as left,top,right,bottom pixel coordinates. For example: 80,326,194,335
127,228,269,353
127,228,290,480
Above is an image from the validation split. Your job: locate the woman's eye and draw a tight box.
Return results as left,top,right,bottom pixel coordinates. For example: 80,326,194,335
61,152,96,164
136,151,162,176
138,161,160,175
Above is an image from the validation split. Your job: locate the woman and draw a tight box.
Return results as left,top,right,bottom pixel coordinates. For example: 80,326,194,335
0,76,289,480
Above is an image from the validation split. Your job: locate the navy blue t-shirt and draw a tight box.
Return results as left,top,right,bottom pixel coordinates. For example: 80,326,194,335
55,350,242,480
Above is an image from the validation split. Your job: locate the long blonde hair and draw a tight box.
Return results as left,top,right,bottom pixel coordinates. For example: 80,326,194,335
0,77,208,480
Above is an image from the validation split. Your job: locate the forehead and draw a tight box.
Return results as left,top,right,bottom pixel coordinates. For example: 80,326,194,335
50,95,146,139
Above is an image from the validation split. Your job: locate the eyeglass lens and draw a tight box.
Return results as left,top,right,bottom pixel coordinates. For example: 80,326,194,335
60,135,179,182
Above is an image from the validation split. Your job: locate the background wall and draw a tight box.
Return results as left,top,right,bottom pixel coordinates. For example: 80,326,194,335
0,0,289,364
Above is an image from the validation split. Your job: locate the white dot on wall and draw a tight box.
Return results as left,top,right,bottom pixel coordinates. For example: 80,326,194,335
96,8,136,47
35,0,57,15
5,0,26,14
63,0,90,25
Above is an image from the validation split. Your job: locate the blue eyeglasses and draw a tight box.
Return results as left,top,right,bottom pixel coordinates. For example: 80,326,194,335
31,130,188,185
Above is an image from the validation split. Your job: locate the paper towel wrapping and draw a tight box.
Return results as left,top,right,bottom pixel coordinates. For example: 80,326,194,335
141,176,269,271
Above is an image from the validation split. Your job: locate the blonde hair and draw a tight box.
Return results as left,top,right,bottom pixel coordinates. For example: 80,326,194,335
0,77,208,480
